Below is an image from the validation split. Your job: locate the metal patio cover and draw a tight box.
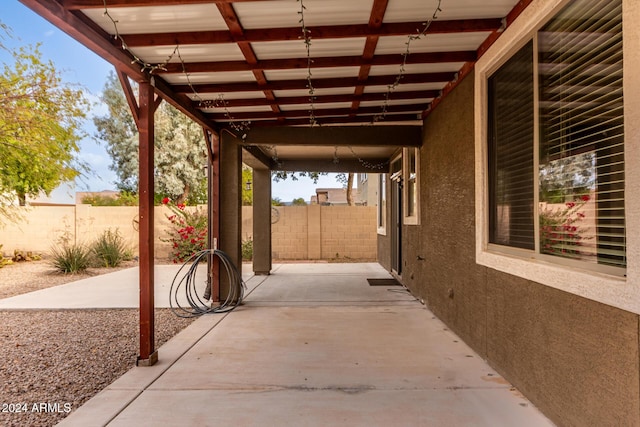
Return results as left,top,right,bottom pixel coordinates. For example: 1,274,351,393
20,0,527,165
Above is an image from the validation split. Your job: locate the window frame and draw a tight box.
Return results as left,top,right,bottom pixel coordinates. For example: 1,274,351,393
403,147,420,225
377,173,387,235
474,0,640,314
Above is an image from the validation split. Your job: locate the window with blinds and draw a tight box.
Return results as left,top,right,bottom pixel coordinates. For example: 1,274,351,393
487,0,625,271
538,0,624,268
488,41,535,250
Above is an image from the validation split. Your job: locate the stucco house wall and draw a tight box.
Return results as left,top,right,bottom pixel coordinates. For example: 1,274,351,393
378,66,640,427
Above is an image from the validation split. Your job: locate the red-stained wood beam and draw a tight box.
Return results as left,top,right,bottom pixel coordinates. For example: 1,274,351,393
352,0,389,113
63,0,277,9
119,19,501,47
117,69,139,125
159,51,476,74
204,129,220,303
20,0,144,79
175,72,454,94
216,3,281,115
195,90,439,109
422,0,534,119
240,114,421,127
19,0,218,133
207,103,425,121
137,81,158,366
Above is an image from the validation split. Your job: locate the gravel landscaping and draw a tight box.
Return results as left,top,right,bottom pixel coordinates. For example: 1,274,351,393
0,260,196,427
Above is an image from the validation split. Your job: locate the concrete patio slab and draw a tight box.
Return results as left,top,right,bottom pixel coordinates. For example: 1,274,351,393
56,262,554,426
106,388,549,427
0,264,257,310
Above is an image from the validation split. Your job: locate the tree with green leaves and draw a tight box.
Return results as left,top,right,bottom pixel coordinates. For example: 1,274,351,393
291,197,307,206
0,23,88,209
94,71,208,204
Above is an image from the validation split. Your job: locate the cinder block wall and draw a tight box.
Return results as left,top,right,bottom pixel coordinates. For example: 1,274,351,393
2,205,185,260
270,205,377,260
320,206,377,260
271,206,309,260
1,205,377,262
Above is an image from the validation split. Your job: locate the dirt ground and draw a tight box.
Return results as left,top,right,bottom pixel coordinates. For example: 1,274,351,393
0,259,196,427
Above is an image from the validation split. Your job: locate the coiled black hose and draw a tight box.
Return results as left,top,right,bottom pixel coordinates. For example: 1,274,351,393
169,249,245,318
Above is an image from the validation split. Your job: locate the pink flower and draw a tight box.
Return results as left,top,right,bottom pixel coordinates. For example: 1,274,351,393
177,203,186,210
581,195,590,202
162,197,170,205
566,202,575,208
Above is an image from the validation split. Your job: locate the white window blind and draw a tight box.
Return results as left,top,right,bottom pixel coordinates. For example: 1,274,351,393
538,0,625,268
487,0,625,272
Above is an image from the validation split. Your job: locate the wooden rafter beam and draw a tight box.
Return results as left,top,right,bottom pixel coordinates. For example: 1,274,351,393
244,114,421,127
207,104,426,121
422,0,534,119
19,0,218,133
242,145,274,170
118,19,501,47
239,125,422,147
352,0,389,113
216,2,281,114
175,72,454,94
117,69,139,125
195,90,439,109
159,51,476,74
63,0,277,9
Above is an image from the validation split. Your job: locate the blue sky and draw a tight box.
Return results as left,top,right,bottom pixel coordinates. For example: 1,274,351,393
1,1,338,202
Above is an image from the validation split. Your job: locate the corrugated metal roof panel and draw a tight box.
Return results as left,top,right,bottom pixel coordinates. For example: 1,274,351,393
253,38,367,60
234,0,374,29
82,4,228,35
383,0,515,22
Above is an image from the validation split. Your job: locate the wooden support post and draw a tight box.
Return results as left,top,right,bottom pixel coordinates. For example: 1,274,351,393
205,129,221,302
137,81,158,366
219,131,242,299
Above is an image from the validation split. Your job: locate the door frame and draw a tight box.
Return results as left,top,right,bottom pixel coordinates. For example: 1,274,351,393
389,156,403,276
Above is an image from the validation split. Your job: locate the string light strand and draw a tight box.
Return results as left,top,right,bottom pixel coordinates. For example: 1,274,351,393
102,1,251,139
371,0,444,124
298,0,318,127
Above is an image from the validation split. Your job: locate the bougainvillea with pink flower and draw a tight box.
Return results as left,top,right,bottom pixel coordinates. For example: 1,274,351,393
160,198,208,263
540,195,591,258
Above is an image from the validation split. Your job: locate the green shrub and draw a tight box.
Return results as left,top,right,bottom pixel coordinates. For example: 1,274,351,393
242,239,253,261
92,228,132,267
81,191,138,206
50,243,92,273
